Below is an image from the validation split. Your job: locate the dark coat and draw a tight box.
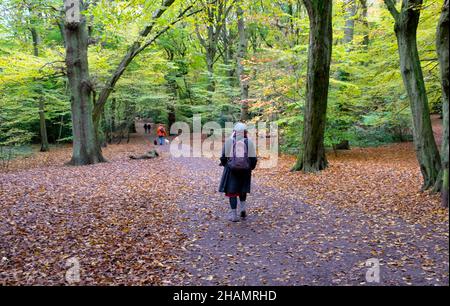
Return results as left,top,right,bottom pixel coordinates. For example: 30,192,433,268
219,137,257,194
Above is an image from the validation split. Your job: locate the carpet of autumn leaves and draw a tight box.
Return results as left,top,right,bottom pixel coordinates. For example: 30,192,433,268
0,128,448,285
257,143,448,226
0,138,190,285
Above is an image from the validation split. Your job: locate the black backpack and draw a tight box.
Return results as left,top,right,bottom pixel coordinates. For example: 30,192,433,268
228,136,250,171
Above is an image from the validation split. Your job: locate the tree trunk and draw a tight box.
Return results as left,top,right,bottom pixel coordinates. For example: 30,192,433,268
237,5,249,121
343,0,356,45
206,48,216,93
293,0,332,172
436,0,449,205
30,27,39,56
111,97,116,131
384,0,441,190
38,98,49,152
195,1,234,98
30,24,47,151
168,104,176,133
57,19,67,47
64,11,105,165
92,0,177,130
359,0,369,47
221,19,235,83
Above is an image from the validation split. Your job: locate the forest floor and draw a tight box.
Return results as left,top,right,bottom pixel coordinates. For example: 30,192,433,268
0,122,448,285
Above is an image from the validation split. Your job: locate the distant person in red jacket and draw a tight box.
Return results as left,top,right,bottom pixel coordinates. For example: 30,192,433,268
157,124,167,145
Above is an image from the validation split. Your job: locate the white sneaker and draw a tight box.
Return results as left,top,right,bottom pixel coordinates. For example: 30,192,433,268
239,201,247,219
228,209,239,222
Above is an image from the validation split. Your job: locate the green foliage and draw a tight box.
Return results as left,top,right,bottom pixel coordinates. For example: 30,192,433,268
0,0,444,154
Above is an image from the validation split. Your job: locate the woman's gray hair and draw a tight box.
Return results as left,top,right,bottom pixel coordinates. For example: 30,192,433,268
233,122,247,132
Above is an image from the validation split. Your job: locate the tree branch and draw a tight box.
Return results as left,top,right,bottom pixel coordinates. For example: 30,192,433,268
383,0,400,20
92,1,202,122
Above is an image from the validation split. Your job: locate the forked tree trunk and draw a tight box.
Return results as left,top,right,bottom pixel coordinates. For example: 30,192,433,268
384,0,441,190
292,0,332,172
92,0,177,128
436,0,449,206
64,10,105,165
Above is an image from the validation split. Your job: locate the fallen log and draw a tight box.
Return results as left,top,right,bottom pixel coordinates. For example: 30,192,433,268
129,150,159,160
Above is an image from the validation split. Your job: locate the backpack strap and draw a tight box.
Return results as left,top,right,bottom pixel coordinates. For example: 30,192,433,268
232,133,236,158
244,138,248,158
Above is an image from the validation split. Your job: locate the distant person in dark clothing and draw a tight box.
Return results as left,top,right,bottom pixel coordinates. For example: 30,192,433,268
144,123,148,134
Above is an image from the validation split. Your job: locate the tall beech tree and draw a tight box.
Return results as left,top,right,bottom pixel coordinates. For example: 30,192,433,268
436,0,449,206
383,0,441,190
64,0,197,165
64,0,103,165
292,0,333,172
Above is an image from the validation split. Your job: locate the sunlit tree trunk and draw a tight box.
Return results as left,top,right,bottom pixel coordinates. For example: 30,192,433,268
436,0,449,206
293,0,332,172
384,0,441,190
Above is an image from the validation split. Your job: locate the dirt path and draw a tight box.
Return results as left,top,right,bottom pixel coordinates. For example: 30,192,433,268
154,140,449,286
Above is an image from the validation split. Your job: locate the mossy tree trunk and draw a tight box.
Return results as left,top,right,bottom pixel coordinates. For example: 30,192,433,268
292,0,332,172
436,0,449,206
64,4,105,165
384,0,441,190
64,0,180,165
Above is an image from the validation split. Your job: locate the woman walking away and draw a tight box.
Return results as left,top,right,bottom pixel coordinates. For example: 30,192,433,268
157,124,167,145
219,123,257,222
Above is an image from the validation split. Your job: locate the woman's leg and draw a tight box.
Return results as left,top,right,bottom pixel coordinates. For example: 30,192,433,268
238,193,247,218
229,197,238,209
228,197,239,222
